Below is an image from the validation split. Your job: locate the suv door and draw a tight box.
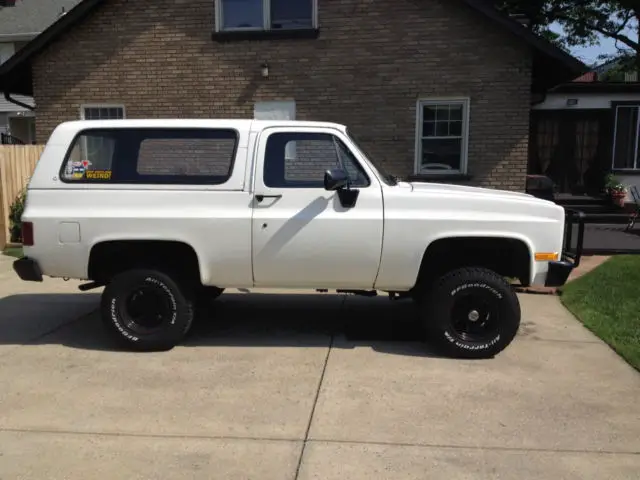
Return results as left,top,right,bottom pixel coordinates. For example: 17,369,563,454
251,127,384,288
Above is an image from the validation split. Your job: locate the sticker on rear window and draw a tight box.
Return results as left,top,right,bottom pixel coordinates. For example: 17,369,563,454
85,170,112,180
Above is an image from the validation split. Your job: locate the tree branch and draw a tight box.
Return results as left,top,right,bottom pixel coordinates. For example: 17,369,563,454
586,22,640,50
614,9,635,35
553,11,640,51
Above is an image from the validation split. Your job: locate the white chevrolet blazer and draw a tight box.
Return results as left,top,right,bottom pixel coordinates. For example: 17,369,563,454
13,119,584,357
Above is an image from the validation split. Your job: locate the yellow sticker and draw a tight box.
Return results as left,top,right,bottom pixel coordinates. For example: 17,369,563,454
86,170,112,180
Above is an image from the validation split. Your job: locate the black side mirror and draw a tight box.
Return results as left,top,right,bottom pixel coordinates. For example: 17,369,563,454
324,168,349,191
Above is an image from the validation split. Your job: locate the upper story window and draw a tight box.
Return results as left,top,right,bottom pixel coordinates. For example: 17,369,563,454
215,0,317,32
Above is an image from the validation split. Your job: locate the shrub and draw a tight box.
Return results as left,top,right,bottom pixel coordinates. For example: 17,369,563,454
604,173,626,194
8,187,26,243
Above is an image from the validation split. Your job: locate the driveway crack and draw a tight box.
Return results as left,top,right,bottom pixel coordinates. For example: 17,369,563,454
293,294,342,479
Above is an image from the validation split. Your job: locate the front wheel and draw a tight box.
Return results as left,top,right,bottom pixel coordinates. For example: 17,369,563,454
100,269,195,351
420,267,520,359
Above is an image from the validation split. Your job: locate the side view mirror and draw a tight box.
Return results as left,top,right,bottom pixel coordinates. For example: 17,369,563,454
324,168,349,191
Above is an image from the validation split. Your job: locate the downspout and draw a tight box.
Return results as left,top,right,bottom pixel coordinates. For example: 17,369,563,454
4,91,34,111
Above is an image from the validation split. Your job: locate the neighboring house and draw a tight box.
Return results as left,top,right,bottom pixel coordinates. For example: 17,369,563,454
530,64,640,200
0,0,584,190
0,0,81,144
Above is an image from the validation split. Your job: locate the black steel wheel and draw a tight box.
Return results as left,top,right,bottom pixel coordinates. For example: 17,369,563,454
100,269,194,351
420,267,520,359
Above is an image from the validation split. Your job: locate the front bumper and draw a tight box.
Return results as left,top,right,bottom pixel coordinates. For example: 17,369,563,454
13,257,43,282
545,260,574,287
545,209,586,287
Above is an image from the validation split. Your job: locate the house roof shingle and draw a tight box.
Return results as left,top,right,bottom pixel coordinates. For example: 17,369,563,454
0,0,587,98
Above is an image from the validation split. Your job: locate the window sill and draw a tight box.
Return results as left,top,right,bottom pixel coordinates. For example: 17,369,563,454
407,173,473,182
212,28,320,42
612,169,640,176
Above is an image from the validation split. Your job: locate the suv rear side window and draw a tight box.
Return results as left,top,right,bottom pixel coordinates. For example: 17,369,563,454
61,127,238,184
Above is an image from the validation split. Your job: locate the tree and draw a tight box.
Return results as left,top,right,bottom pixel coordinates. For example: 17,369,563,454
497,1,640,73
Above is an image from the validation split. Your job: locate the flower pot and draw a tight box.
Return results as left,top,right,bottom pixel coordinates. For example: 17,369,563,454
611,191,627,208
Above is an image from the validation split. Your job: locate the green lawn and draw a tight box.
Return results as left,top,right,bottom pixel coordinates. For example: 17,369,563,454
1,246,23,259
560,255,640,371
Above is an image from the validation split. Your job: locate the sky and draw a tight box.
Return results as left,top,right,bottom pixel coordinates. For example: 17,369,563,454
574,38,619,65
550,22,637,67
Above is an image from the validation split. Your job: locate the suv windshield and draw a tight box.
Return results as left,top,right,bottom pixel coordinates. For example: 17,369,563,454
346,130,398,186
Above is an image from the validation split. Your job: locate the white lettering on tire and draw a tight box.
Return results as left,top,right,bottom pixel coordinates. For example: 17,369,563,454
450,282,503,299
144,277,177,325
110,297,139,342
444,331,501,350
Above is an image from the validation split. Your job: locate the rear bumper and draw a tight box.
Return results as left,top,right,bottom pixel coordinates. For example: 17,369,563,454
13,257,43,282
545,209,586,287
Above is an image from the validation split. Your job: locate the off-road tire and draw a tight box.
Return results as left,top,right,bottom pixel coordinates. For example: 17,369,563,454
100,269,195,351
420,267,520,359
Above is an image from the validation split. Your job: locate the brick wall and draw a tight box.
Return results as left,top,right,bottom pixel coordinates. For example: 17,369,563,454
32,0,533,191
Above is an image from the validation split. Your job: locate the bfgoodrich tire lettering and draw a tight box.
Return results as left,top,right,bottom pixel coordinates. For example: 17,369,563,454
100,269,194,352
422,267,520,359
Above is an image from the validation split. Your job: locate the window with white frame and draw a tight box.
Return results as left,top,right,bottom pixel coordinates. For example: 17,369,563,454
415,98,470,174
612,104,640,170
215,0,317,31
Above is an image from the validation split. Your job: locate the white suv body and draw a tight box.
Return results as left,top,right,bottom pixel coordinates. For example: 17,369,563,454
13,119,584,356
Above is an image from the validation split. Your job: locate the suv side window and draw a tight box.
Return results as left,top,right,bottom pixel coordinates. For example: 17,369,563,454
61,128,238,184
263,132,370,188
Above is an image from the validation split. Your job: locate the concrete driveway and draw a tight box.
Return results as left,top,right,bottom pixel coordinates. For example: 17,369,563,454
0,254,639,479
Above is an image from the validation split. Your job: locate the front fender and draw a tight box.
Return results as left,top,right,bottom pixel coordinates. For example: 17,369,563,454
374,230,536,291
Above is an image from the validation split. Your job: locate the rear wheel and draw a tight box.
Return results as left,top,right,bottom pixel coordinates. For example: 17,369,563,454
419,267,520,359
100,269,194,351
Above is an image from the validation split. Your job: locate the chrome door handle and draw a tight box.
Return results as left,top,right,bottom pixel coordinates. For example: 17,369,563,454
255,194,283,202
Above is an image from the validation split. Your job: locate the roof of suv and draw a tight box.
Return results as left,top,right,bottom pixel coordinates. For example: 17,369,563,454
54,119,349,132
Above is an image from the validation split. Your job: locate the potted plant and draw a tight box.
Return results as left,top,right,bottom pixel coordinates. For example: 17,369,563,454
604,174,627,208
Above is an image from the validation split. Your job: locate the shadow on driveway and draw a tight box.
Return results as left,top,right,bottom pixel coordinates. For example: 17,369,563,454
0,292,450,359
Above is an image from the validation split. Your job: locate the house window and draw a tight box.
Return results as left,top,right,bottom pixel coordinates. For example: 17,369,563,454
216,0,316,31
415,98,470,174
81,105,125,121
79,105,125,171
612,105,640,170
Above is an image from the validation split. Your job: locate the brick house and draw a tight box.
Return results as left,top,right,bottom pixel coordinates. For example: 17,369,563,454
0,0,584,190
